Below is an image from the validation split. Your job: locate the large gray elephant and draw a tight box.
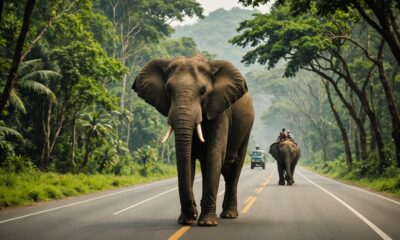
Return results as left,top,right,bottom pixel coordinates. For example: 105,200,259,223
132,55,254,226
269,140,300,185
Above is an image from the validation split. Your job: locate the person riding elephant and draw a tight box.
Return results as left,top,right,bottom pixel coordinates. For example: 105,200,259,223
287,130,293,139
269,140,300,185
277,128,288,142
132,55,254,226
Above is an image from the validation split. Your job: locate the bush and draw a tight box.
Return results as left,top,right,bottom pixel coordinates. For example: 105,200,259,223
309,158,400,196
0,163,178,209
1,155,37,173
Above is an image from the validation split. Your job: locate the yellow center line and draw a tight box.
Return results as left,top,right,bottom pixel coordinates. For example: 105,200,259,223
245,196,252,204
268,169,275,178
168,226,191,240
167,168,276,239
241,196,256,214
260,180,269,186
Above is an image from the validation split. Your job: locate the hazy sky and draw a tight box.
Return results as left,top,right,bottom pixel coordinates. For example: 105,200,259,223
174,0,271,26
197,0,270,14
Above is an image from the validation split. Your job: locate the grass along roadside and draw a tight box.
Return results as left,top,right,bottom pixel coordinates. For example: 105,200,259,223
0,164,177,209
302,161,400,198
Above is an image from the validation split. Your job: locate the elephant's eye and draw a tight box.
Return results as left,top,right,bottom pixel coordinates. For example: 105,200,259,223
165,84,172,96
200,86,207,96
167,66,177,76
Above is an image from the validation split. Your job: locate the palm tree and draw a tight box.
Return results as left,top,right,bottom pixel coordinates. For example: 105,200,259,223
96,145,118,173
78,112,113,171
1,59,60,114
0,120,24,161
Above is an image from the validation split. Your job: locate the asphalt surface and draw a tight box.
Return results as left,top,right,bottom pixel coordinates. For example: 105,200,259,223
0,163,399,240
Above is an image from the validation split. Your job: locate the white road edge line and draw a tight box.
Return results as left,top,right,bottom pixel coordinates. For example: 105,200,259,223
298,171,392,240
113,178,202,215
300,168,400,205
0,176,186,224
113,187,178,215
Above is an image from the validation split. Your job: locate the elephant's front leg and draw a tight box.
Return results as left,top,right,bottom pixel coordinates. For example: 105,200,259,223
197,120,228,226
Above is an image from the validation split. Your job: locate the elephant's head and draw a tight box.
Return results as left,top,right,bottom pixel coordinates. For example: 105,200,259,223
132,56,247,216
132,55,247,143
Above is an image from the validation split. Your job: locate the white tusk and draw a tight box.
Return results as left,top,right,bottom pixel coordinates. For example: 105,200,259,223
196,124,205,143
161,125,173,143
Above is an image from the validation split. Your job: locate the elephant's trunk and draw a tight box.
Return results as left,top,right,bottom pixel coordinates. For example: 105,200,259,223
174,120,196,215
168,91,202,216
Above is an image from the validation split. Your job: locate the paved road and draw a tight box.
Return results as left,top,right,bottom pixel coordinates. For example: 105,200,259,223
0,163,399,240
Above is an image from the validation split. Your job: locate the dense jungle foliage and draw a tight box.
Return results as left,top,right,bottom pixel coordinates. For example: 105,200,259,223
0,0,206,176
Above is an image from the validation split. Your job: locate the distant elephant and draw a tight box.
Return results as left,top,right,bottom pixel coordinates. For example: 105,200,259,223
132,55,254,226
269,140,300,185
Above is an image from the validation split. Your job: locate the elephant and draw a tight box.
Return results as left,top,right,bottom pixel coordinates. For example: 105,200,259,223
269,140,300,185
132,55,254,226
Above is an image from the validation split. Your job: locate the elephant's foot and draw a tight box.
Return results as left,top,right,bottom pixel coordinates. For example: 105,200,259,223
178,210,198,225
284,175,295,185
197,212,218,226
220,209,238,219
278,179,285,185
286,179,294,186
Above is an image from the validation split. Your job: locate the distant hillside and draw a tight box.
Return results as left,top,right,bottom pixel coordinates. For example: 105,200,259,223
172,7,259,72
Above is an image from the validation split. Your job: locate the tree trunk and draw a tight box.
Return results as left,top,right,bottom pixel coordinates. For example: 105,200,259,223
120,73,128,110
346,73,386,171
161,143,165,163
353,1,400,66
325,82,353,170
80,135,92,171
125,94,132,150
309,67,369,161
357,102,368,162
353,127,361,160
317,126,328,162
0,0,4,22
40,101,52,169
70,110,79,168
376,43,400,168
0,0,36,116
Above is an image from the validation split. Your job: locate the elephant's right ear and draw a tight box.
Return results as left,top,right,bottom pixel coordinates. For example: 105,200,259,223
132,59,170,116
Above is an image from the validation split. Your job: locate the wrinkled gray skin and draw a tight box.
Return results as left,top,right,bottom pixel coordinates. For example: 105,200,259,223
269,140,300,185
132,56,254,226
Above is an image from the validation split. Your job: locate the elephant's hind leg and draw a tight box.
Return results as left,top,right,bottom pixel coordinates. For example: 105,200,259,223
220,161,241,219
277,162,285,185
220,136,249,219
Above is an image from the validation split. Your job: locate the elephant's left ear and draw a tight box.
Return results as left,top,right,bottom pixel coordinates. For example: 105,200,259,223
206,60,248,119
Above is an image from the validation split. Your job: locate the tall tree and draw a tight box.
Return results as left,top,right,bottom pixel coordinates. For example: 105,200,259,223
0,0,36,116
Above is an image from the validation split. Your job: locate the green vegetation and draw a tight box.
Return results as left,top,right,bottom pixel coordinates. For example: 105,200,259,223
0,1,205,173
308,160,400,197
0,163,177,208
